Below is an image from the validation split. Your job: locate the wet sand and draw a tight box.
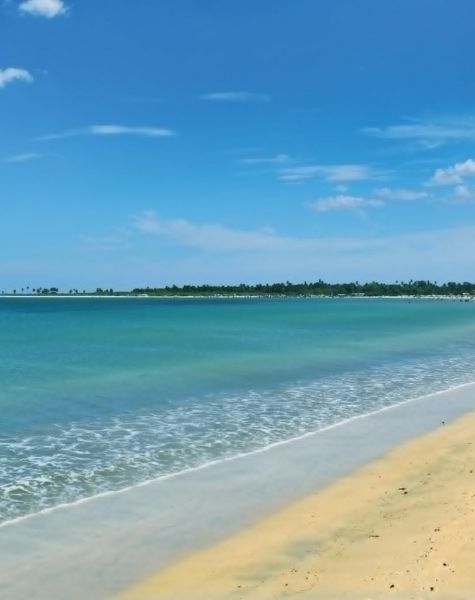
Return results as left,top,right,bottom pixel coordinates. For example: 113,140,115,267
3,383,475,600
115,409,475,600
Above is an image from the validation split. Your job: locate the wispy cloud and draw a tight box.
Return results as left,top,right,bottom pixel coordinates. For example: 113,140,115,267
279,164,376,183
0,67,33,89
425,159,475,202
200,91,270,103
4,152,40,163
307,188,431,214
83,212,475,283
308,194,383,213
39,124,175,141
128,211,475,282
453,184,475,201
374,187,429,201
133,211,287,252
132,210,332,254
363,118,475,149
89,125,174,137
429,158,475,185
239,153,290,165
19,0,68,18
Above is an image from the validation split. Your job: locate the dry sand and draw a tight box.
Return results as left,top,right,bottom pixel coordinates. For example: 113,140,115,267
113,409,475,600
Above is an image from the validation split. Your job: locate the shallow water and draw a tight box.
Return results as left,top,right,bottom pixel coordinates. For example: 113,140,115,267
2,297,475,523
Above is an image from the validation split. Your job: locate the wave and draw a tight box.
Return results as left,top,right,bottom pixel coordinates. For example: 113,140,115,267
2,346,475,527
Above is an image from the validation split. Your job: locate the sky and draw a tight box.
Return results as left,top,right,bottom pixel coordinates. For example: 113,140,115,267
1,0,475,290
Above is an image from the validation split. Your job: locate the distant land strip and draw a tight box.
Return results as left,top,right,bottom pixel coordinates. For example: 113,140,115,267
3,280,475,298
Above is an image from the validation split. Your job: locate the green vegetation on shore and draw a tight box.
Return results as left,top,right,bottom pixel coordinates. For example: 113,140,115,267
130,280,475,297
4,280,474,297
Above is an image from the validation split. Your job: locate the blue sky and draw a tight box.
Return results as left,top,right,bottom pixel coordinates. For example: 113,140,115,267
1,0,475,289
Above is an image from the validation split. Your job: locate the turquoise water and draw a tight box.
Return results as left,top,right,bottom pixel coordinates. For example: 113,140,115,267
1,297,475,524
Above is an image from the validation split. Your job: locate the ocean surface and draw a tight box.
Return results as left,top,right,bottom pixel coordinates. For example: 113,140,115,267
1,296,475,525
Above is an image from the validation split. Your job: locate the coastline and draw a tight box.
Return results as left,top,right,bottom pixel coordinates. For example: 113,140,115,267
2,381,472,534
114,404,475,600
1,382,475,600
0,294,474,300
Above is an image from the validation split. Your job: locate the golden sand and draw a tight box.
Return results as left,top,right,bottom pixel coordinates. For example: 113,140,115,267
114,410,475,600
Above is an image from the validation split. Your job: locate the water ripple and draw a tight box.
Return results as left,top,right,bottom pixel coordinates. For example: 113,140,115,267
1,345,475,523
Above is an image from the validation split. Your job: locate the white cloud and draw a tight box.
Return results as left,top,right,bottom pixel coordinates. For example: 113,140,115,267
72,209,475,284
125,212,475,283
133,211,289,252
279,164,375,183
0,67,33,89
19,0,67,18
200,91,270,103
363,118,475,148
308,194,383,213
39,124,175,141
4,152,40,163
89,125,174,137
132,209,397,253
239,153,290,165
453,184,475,201
429,159,475,185
374,187,429,201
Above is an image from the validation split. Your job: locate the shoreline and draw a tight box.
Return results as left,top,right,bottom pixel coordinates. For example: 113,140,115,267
115,405,475,600
1,382,475,600
0,294,473,300
2,380,474,533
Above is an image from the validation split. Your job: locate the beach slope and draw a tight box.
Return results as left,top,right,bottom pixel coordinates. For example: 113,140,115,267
114,410,475,600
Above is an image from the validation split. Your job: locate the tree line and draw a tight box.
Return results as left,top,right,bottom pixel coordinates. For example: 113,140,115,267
3,280,475,297
131,280,475,297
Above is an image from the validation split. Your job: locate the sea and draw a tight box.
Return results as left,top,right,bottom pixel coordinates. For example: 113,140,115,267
2,296,475,526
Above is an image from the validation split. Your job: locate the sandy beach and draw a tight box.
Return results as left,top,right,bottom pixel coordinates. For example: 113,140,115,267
2,382,475,600
114,408,475,600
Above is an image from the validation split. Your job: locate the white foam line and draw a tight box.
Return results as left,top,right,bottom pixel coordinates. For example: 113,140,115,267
2,379,475,531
